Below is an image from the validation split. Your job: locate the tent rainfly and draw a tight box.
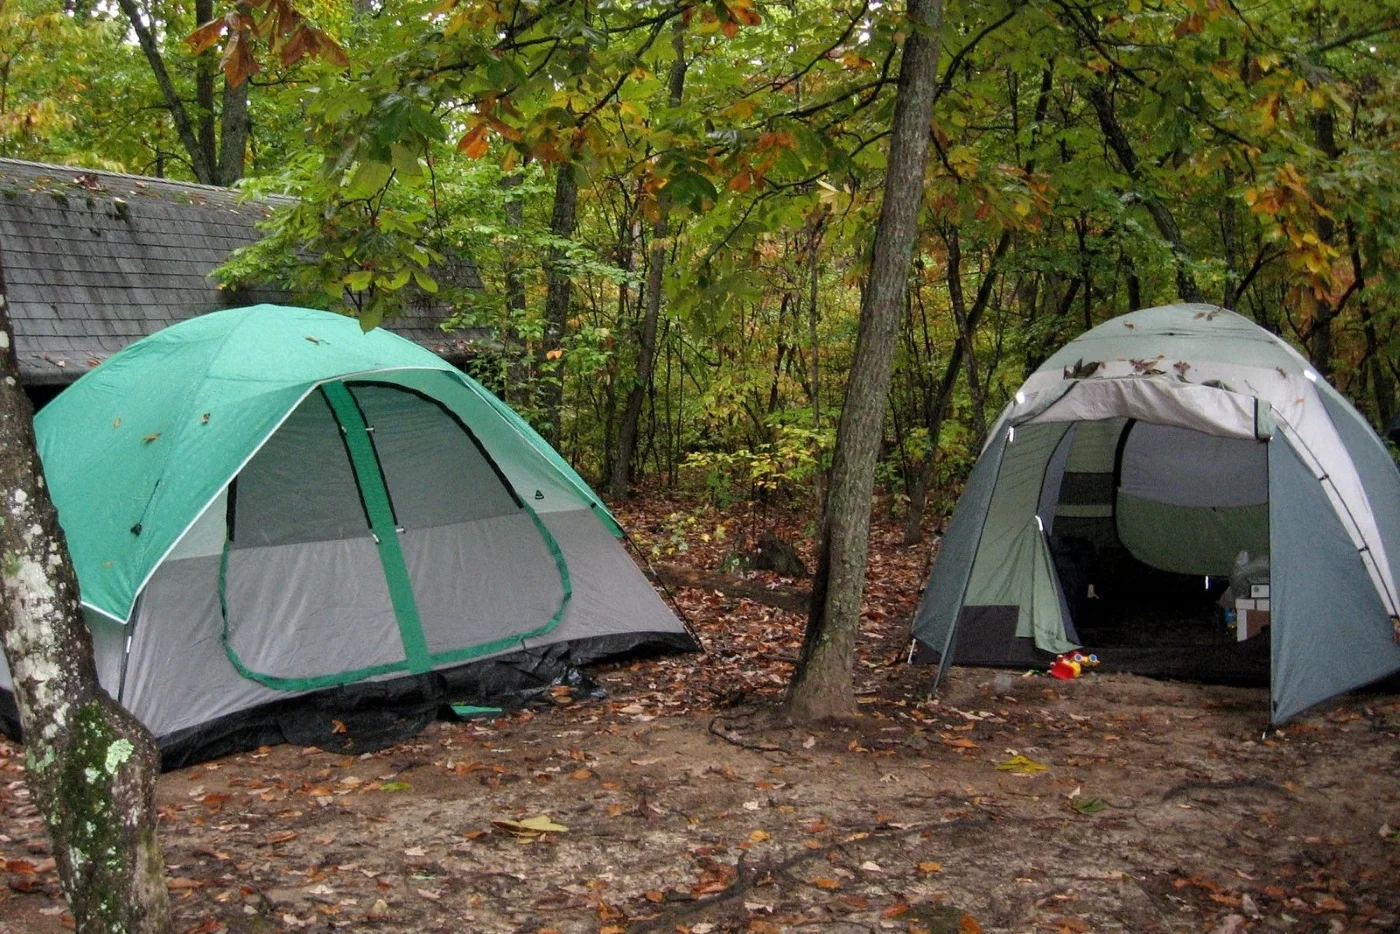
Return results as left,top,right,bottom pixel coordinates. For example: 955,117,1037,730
0,305,695,766
912,304,1400,723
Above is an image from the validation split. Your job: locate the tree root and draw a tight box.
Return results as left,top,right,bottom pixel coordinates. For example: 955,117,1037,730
708,716,788,754
629,815,989,933
1161,777,1289,802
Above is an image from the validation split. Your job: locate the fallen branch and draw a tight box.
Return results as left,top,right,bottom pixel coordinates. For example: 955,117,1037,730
654,563,811,613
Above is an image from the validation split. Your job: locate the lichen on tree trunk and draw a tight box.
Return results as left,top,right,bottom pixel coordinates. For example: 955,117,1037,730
785,0,946,721
0,267,170,932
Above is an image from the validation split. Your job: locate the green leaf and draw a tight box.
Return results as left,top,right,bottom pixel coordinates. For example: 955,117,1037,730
345,160,393,199
412,269,439,293
665,170,718,210
390,143,423,180
343,269,374,291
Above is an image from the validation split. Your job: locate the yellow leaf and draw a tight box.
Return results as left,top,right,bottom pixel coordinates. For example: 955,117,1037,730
517,815,568,833
749,829,770,843
918,861,943,873
492,815,568,837
996,754,1049,775
813,878,840,890
545,348,564,361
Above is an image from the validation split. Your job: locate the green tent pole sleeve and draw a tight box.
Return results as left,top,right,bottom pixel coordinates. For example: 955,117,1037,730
322,382,433,675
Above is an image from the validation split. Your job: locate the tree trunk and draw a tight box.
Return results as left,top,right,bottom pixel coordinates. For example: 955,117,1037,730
611,22,686,500
1084,83,1203,304
195,0,218,175
218,75,250,184
1306,106,1340,380
540,162,579,448
500,171,533,408
118,0,216,184
945,226,987,441
785,0,945,721
903,347,960,545
1356,273,1395,426
0,256,170,932
807,208,827,516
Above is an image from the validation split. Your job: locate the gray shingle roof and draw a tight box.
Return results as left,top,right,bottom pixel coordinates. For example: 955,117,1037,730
0,158,487,386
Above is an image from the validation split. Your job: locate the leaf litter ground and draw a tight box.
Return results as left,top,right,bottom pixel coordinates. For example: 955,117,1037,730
0,496,1397,934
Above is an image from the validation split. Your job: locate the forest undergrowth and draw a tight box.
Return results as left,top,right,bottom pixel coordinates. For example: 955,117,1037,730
0,493,1396,934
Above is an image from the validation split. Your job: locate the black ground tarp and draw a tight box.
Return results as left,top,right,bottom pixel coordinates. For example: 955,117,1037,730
0,630,696,770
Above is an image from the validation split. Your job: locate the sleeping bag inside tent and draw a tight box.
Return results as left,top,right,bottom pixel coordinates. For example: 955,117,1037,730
912,305,1400,723
0,305,696,766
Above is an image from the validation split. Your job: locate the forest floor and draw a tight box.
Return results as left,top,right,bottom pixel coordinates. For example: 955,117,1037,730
0,494,1398,934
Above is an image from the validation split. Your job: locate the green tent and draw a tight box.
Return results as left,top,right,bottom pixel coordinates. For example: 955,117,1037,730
0,305,694,764
913,305,1400,723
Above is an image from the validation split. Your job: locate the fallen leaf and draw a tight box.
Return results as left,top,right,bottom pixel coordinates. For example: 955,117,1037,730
518,815,568,832
813,878,840,890
918,861,943,873
493,815,569,839
996,754,1049,775
749,829,770,843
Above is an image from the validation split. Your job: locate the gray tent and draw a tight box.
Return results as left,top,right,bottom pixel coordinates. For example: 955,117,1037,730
913,305,1400,723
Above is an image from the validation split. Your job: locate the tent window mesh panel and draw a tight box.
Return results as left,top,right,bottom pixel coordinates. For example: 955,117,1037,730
345,385,569,657
232,390,369,547
347,383,521,529
224,387,405,683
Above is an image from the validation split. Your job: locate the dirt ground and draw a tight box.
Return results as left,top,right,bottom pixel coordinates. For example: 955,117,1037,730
0,499,1397,934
